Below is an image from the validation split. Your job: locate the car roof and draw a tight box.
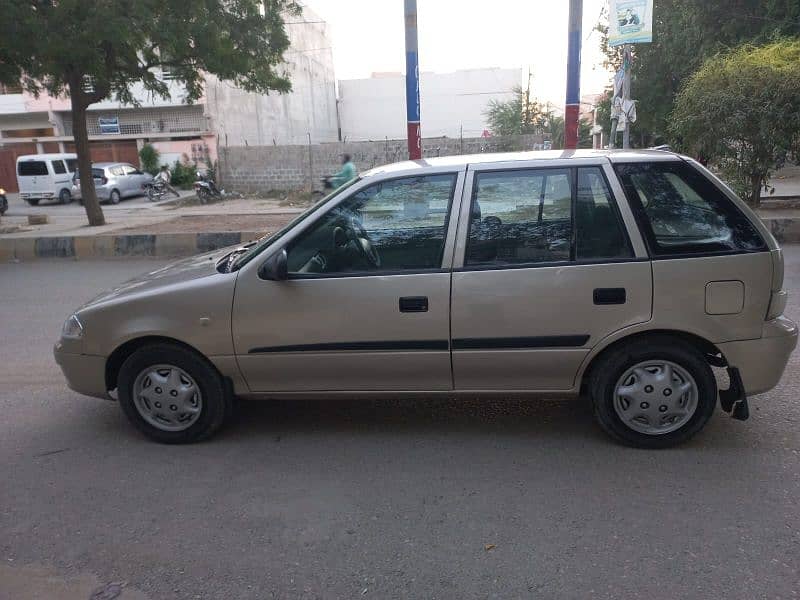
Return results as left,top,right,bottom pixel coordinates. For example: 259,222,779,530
91,162,129,168
362,148,683,177
16,153,78,161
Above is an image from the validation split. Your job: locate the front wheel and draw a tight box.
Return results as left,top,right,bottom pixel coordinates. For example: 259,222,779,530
146,187,156,202
118,343,231,443
197,187,210,204
589,337,717,448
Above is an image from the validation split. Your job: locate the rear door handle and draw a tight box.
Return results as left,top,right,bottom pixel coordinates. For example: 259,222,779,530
399,296,429,312
593,288,626,305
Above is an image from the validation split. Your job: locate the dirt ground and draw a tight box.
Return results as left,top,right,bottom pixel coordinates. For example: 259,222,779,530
115,213,298,234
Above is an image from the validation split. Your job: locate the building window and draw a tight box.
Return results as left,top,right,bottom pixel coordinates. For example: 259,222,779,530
161,67,177,81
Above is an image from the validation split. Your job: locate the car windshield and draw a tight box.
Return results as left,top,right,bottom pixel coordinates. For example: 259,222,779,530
230,177,361,270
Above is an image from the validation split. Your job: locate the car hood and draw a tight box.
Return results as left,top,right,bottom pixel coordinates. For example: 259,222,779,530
78,249,231,311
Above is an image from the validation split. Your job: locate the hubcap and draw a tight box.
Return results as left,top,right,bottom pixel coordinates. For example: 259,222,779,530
613,360,698,435
132,365,202,432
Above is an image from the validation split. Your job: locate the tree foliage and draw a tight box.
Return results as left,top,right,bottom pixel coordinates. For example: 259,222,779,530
670,40,800,206
138,144,160,175
0,0,300,225
597,0,800,144
484,87,549,136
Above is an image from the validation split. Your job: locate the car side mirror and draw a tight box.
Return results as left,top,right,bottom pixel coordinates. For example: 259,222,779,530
259,248,288,281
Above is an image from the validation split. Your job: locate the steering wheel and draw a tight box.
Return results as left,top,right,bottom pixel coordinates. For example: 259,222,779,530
345,216,381,268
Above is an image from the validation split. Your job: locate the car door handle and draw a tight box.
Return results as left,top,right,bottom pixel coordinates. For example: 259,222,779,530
399,296,429,312
593,288,626,305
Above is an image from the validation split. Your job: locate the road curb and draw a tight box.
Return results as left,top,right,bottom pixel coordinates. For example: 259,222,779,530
0,231,265,261
1,218,799,261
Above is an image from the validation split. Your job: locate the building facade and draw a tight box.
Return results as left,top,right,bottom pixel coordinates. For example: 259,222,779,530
0,3,337,191
337,68,523,141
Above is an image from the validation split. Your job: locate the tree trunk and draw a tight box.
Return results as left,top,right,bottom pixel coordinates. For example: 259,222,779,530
68,84,105,226
750,174,762,208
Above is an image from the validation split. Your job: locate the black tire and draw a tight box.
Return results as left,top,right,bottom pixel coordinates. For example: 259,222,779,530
59,188,72,204
109,189,121,204
197,188,210,204
589,336,717,449
27,198,39,206
118,343,231,443
146,187,156,202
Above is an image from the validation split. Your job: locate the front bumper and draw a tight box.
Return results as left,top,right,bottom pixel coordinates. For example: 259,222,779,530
54,342,110,400
718,316,799,396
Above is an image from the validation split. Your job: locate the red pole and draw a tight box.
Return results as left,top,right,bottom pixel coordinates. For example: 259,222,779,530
404,0,421,159
564,0,582,150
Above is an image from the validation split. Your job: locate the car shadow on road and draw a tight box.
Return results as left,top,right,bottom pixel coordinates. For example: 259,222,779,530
218,395,606,444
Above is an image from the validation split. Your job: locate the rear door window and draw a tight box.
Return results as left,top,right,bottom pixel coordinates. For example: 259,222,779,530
18,161,48,176
614,161,766,256
464,166,633,267
466,168,573,266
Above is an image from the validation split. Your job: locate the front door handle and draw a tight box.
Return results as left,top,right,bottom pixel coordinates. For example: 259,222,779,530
593,288,626,305
399,296,429,312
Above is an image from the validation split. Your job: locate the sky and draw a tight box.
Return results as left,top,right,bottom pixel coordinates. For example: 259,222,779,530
304,0,612,109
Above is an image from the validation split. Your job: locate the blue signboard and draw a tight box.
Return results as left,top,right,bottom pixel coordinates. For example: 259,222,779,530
98,116,120,135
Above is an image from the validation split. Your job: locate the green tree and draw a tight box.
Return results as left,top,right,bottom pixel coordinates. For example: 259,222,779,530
0,0,299,226
670,40,800,206
138,144,160,176
485,86,548,136
597,0,800,144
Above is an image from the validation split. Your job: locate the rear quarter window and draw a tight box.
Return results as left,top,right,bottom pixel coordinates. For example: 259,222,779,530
18,161,48,176
614,161,766,256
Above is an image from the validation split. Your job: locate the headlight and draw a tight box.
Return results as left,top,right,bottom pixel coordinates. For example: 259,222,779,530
62,314,84,339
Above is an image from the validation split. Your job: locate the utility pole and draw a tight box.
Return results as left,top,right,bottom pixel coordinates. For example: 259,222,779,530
524,68,532,131
622,45,632,149
404,0,421,160
564,0,582,150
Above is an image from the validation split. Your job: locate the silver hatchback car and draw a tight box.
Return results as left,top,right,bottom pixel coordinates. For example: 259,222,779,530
73,162,152,204
55,150,797,447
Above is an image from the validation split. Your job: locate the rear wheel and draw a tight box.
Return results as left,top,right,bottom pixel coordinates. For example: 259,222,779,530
146,187,156,202
59,188,72,204
589,337,717,448
118,343,231,443
109,189,121,204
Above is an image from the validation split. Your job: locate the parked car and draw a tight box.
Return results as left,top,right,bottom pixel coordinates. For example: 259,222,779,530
54,150,798,447
72,162,152,204
0,186,7,215
16,153,78,205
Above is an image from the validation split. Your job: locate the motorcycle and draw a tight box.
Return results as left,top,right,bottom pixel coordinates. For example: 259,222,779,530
143,179,170,202
193,171,222,204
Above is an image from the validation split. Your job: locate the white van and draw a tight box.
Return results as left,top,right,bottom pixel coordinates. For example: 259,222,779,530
16,153,78,205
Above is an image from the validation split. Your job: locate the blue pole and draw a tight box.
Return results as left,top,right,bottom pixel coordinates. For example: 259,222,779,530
404,0,421,159
564,0,582,150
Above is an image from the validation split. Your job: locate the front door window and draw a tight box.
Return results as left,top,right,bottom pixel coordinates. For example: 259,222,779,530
287,174,457,276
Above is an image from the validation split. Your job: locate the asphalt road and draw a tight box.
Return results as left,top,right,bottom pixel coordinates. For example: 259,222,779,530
1,253,800,599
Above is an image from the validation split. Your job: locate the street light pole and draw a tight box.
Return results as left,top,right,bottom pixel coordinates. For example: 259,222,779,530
564,0,583,150
404,0,421,160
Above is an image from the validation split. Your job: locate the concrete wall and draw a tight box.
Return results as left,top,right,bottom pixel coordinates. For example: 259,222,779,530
219,133,543,192
206,4,339,147
338,68,522,141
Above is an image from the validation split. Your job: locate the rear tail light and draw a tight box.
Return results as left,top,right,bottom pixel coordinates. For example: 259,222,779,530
767,290,788,320
101,177,108,185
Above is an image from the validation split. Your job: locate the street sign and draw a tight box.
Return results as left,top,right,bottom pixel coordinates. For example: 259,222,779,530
98,116,120,135
608,0,653,46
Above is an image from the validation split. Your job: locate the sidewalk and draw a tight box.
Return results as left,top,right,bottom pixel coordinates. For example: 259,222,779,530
0,192,307,260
